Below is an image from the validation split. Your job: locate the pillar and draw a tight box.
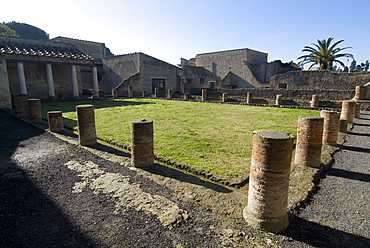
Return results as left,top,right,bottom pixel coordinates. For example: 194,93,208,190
46,64,55,100
76,105,97,146
320,110,340,145
12,94,28,117
92,67,99,99
340,101,356,123
71,65,79,99
276,94,283,105
222,93,228,102
17,62,27,95
28,99,42,123
112,89,118,99
246,92,253,104
311,95,319,108
167,89,172,99
354,86,365,101
244,130,294,233
339,119,348,133
184,93,189,100
142,90,146,98
201,89,207,102
128,85,133,98
48,111,64,132
354,101,361,118
294,116,324,168
131,119,154,167
154,87,159,98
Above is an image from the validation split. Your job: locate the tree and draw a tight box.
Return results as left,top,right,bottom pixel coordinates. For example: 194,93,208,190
297,37,353,70
0,24,19,37
4,21,49,40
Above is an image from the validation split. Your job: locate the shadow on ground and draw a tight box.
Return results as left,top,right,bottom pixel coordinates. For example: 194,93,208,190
282,214,370,248
0,111,95,247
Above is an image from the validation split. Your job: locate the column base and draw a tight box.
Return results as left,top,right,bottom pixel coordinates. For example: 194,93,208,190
243,207,289,233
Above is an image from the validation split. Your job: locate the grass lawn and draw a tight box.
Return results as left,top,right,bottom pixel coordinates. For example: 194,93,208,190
42,99,320,177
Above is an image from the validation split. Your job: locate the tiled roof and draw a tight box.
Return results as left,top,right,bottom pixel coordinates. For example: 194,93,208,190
0,36,93,60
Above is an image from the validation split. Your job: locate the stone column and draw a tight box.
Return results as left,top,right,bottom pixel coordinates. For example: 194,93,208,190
167,89,172,99
354,86,365,101
17,62,27,95
246,92,253,104
48,111,64,132
28,99,42,123
92,66,99,99
354,102,361,118
244,130,294,233
201,89,207,102
222,93,228,102
71,65,79,99
46,64,55,100
294,116,324,168
311,95,319,108
128,85,133,98
142,90,146,98
184,93,189,100
12,94,28,117
131,119,154,167
340,101,356,123
339,119,348,133
320,110,340,145
276,94,283,105
76,105,97,146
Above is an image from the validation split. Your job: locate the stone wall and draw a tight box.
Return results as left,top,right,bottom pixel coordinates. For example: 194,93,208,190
271,70,370,90
0,55,11,108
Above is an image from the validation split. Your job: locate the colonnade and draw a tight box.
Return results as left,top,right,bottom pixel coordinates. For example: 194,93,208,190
15,62,99,99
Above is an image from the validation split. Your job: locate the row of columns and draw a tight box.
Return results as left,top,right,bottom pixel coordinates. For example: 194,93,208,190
244,99,361,233
15,62,99,99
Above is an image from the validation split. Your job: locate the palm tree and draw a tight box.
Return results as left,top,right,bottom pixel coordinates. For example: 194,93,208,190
298,38,353,70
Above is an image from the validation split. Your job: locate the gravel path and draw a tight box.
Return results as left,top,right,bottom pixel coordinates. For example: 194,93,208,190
283,111,370,247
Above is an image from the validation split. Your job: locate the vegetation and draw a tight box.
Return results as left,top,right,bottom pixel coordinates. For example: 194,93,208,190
298,37,353,70
2,21,49,40
0,24,19,37
42,99,319,176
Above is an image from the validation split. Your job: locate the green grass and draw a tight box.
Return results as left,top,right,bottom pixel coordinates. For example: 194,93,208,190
42,99,320,176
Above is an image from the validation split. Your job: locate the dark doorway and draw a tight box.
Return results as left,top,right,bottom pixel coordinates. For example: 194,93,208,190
152,78,166,95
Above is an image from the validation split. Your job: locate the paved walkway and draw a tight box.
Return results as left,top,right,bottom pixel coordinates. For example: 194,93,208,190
284,111,370,247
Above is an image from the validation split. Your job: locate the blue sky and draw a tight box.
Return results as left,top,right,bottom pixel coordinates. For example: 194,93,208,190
1,0,369,68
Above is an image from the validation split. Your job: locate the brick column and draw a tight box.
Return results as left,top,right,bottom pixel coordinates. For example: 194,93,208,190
76,105,97,146
222,93,228,102
48,111,64,132
311,95,319,108
46,64,55,100
201,89,207,102
28,99,42,123
17,62,27,95
320,110,340,145
294,115,324,168
276,94,283,105
246,92,253,104
340,101,356,123
12,94,28,118
131,119,154,167
354,86,365,101
339,119,348,133
71,65,79,99
128,85,133,98
92,67,99,99
244,130,294,233
167,89,172,99
354,102,361,118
